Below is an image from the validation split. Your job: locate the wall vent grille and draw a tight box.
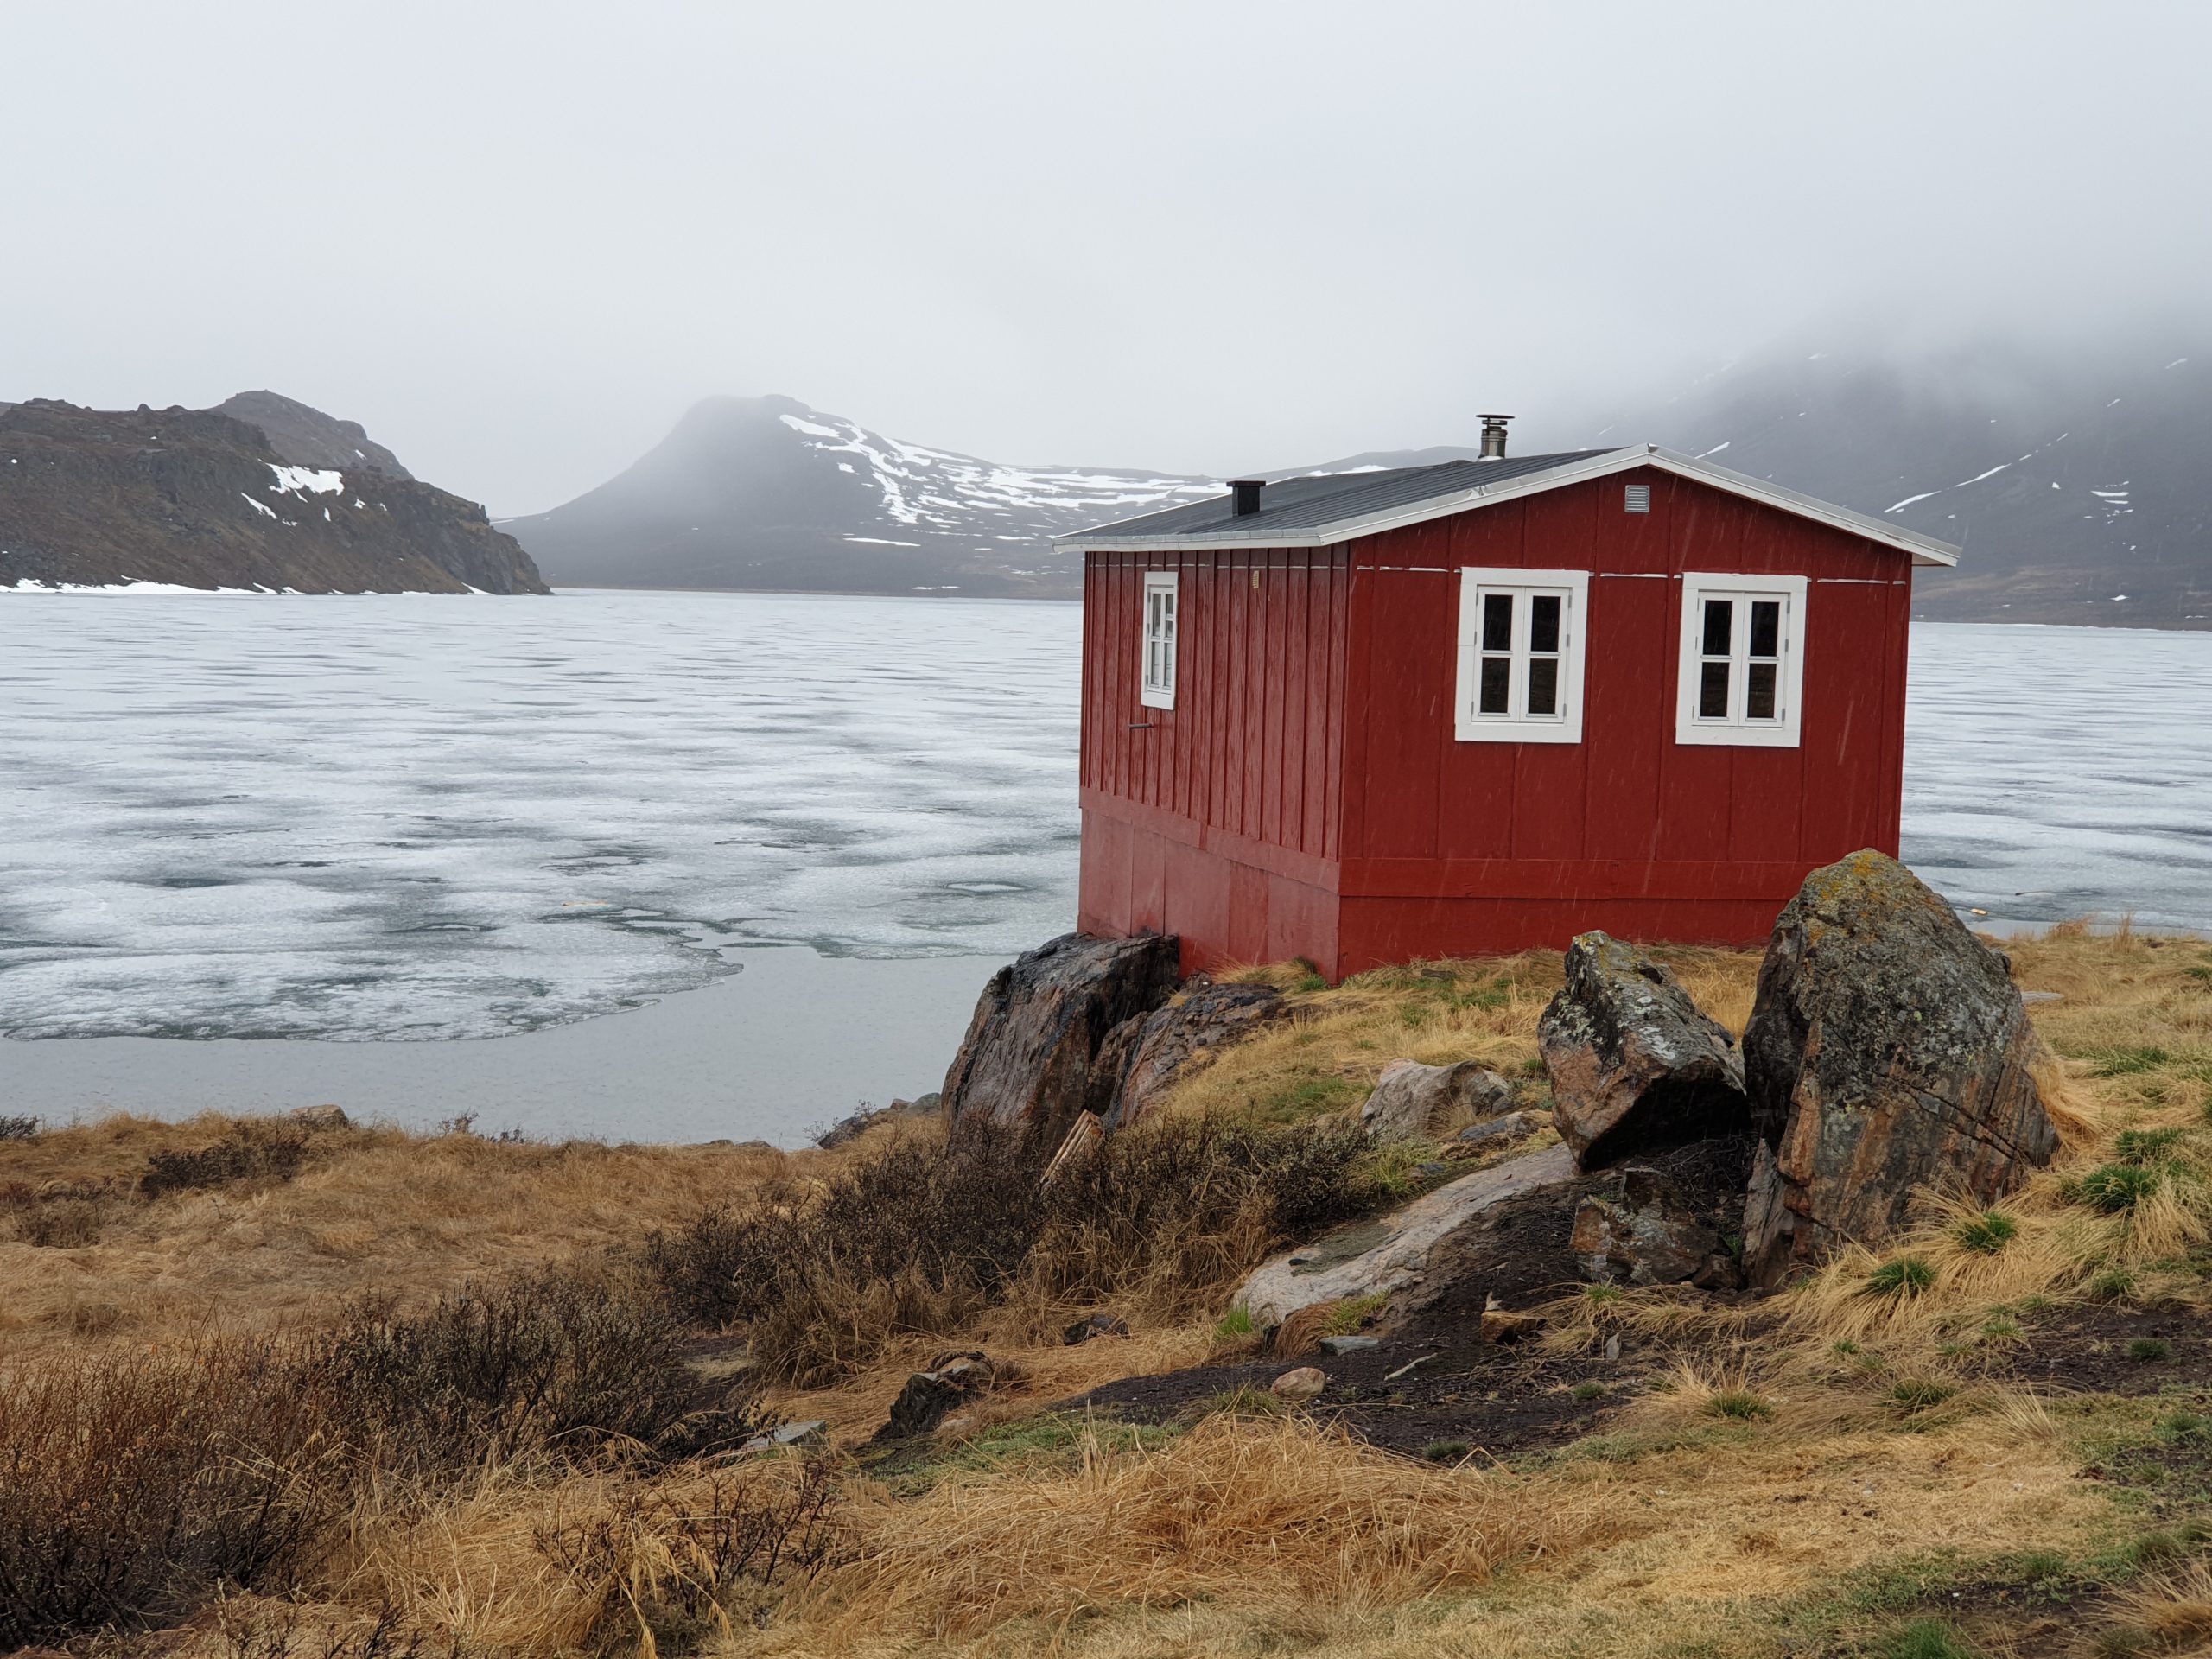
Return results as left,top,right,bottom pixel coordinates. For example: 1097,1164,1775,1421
1624,484,1652,513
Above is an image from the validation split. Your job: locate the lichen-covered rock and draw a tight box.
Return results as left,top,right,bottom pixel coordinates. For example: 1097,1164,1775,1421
1740,850,2059,1285
1092,981,1286,1129
1358,1058,1518,1143
940,933,1181,1143
1539,931,1750,1169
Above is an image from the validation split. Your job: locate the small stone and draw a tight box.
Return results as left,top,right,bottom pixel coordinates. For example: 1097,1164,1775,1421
1414,1161,1448,1179
1459,1111,1541,1147
1270,1366,1328,1402
1062,1311,1131,1345
1319,1334,1380,1356
289,1103,350,1129
734,1419,828,1455
879,1353,996,1440
1604,1333,1622,1362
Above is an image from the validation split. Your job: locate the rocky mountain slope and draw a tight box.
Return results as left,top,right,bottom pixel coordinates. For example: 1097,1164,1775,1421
0,398,545,594
211,390,415,480
503,394,1216,597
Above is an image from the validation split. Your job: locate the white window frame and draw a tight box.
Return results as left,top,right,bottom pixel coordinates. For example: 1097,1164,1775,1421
1675,572,1808,748
1139,569,1178,709
1453,567,1589,744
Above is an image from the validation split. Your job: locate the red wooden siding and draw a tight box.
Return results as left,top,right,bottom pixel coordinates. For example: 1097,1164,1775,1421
1079,548,1351,973
1079,465,1916,978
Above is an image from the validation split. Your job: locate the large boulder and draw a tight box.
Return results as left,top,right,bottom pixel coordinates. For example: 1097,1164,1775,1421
1539,932,1751,1170
1570,1152,1749,1289
1358,1058,1518,1143
1234,1143,1578,1329
941,933,1180,1142
1091,980,1287,1130
1741,851,2059,1284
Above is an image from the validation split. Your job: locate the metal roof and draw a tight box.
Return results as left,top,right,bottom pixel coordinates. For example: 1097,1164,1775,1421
1057,444,1961,568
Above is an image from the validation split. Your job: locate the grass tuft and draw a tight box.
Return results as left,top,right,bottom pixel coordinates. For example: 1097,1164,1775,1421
1953,1211,2019,1254
1866,1255,1938,1297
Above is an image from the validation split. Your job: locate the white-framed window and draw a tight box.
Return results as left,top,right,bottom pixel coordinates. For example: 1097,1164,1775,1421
1675,573,1808,747
1453,567,1589,743
1139,569,1178,709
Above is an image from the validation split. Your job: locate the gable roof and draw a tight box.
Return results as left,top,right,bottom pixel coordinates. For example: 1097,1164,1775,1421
1056,443,1961,568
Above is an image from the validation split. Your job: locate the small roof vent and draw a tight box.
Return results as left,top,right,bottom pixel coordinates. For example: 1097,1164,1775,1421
1477,413,1514,460
1230,479,1266,517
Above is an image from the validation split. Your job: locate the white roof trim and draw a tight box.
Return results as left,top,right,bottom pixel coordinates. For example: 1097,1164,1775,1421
1056,444,1961,568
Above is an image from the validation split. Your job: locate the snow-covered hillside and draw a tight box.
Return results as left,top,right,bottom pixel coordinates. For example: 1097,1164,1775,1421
505,395,1216,597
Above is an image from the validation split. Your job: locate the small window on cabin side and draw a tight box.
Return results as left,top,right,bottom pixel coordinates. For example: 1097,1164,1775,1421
1140,569,1179,709
1455,569,1589,744
1624,484,1651,513
1675,574,1807,747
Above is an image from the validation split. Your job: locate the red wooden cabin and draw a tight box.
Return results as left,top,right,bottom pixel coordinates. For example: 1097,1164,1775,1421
1061,431,1960,980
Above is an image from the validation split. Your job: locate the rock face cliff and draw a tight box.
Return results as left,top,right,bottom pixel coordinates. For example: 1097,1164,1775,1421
0,399,546,594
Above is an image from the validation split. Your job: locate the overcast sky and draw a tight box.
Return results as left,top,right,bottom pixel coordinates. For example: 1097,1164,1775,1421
7,2,2210,515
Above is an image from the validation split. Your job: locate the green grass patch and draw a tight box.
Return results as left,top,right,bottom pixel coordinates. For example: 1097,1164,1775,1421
2088,1046,2175,1077
1571,1380,1606,1402
1705,1389,1773,1421
1954,1211,2018,1254
2126,1337,2171,1363
2080,1163,2165,1213
1251,1073,1365,1127
2114,1127,2188,1165
1324,1293,1389,1337
876,1410,1179,1497
1212,1306,1256,1343
1866,1255,1938,1296
1889,1378,1956,1414
1421,1440,1471,1463
1877,1618,1979,1659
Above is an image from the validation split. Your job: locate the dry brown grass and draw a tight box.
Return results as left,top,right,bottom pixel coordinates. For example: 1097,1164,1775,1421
0,1113,796,1356
10,928,2212,1657
798,1413,1619,1642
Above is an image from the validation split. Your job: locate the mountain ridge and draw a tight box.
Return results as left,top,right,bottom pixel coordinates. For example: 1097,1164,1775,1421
0,397,546,595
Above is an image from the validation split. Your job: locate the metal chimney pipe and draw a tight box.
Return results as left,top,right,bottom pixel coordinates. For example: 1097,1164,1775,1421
1230,479,1265,517
1477,414,1514,461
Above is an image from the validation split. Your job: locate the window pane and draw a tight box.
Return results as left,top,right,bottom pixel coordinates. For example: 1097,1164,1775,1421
1746,662,1777,720
1701,598,1732,657
1481,593,1514,653
1526,657,1559,715
1749,600,1779,658
1478,656,1510,715
1699,660,1730,718
1529,593,1561,654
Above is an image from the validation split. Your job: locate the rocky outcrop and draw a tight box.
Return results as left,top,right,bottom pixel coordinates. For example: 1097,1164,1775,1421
941,933,1181,1144
1741,851,2059,1284
213,390,414,480
1234,1143,1578,1329
1570,1151,1750,1288
1090,980,1286,1129
1359,1059,1517,1143
878,1351,995,1440
0,399,546,594
1540,932,1750,1169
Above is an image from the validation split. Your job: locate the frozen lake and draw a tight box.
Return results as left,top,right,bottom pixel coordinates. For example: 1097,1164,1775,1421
3,590,2209,1141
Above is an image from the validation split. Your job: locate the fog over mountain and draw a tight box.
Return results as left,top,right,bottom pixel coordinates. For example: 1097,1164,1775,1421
506,331,2211,626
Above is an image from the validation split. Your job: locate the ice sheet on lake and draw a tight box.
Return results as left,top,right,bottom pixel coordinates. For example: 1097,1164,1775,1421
0,592,1082,1040
1,596,2206,1045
